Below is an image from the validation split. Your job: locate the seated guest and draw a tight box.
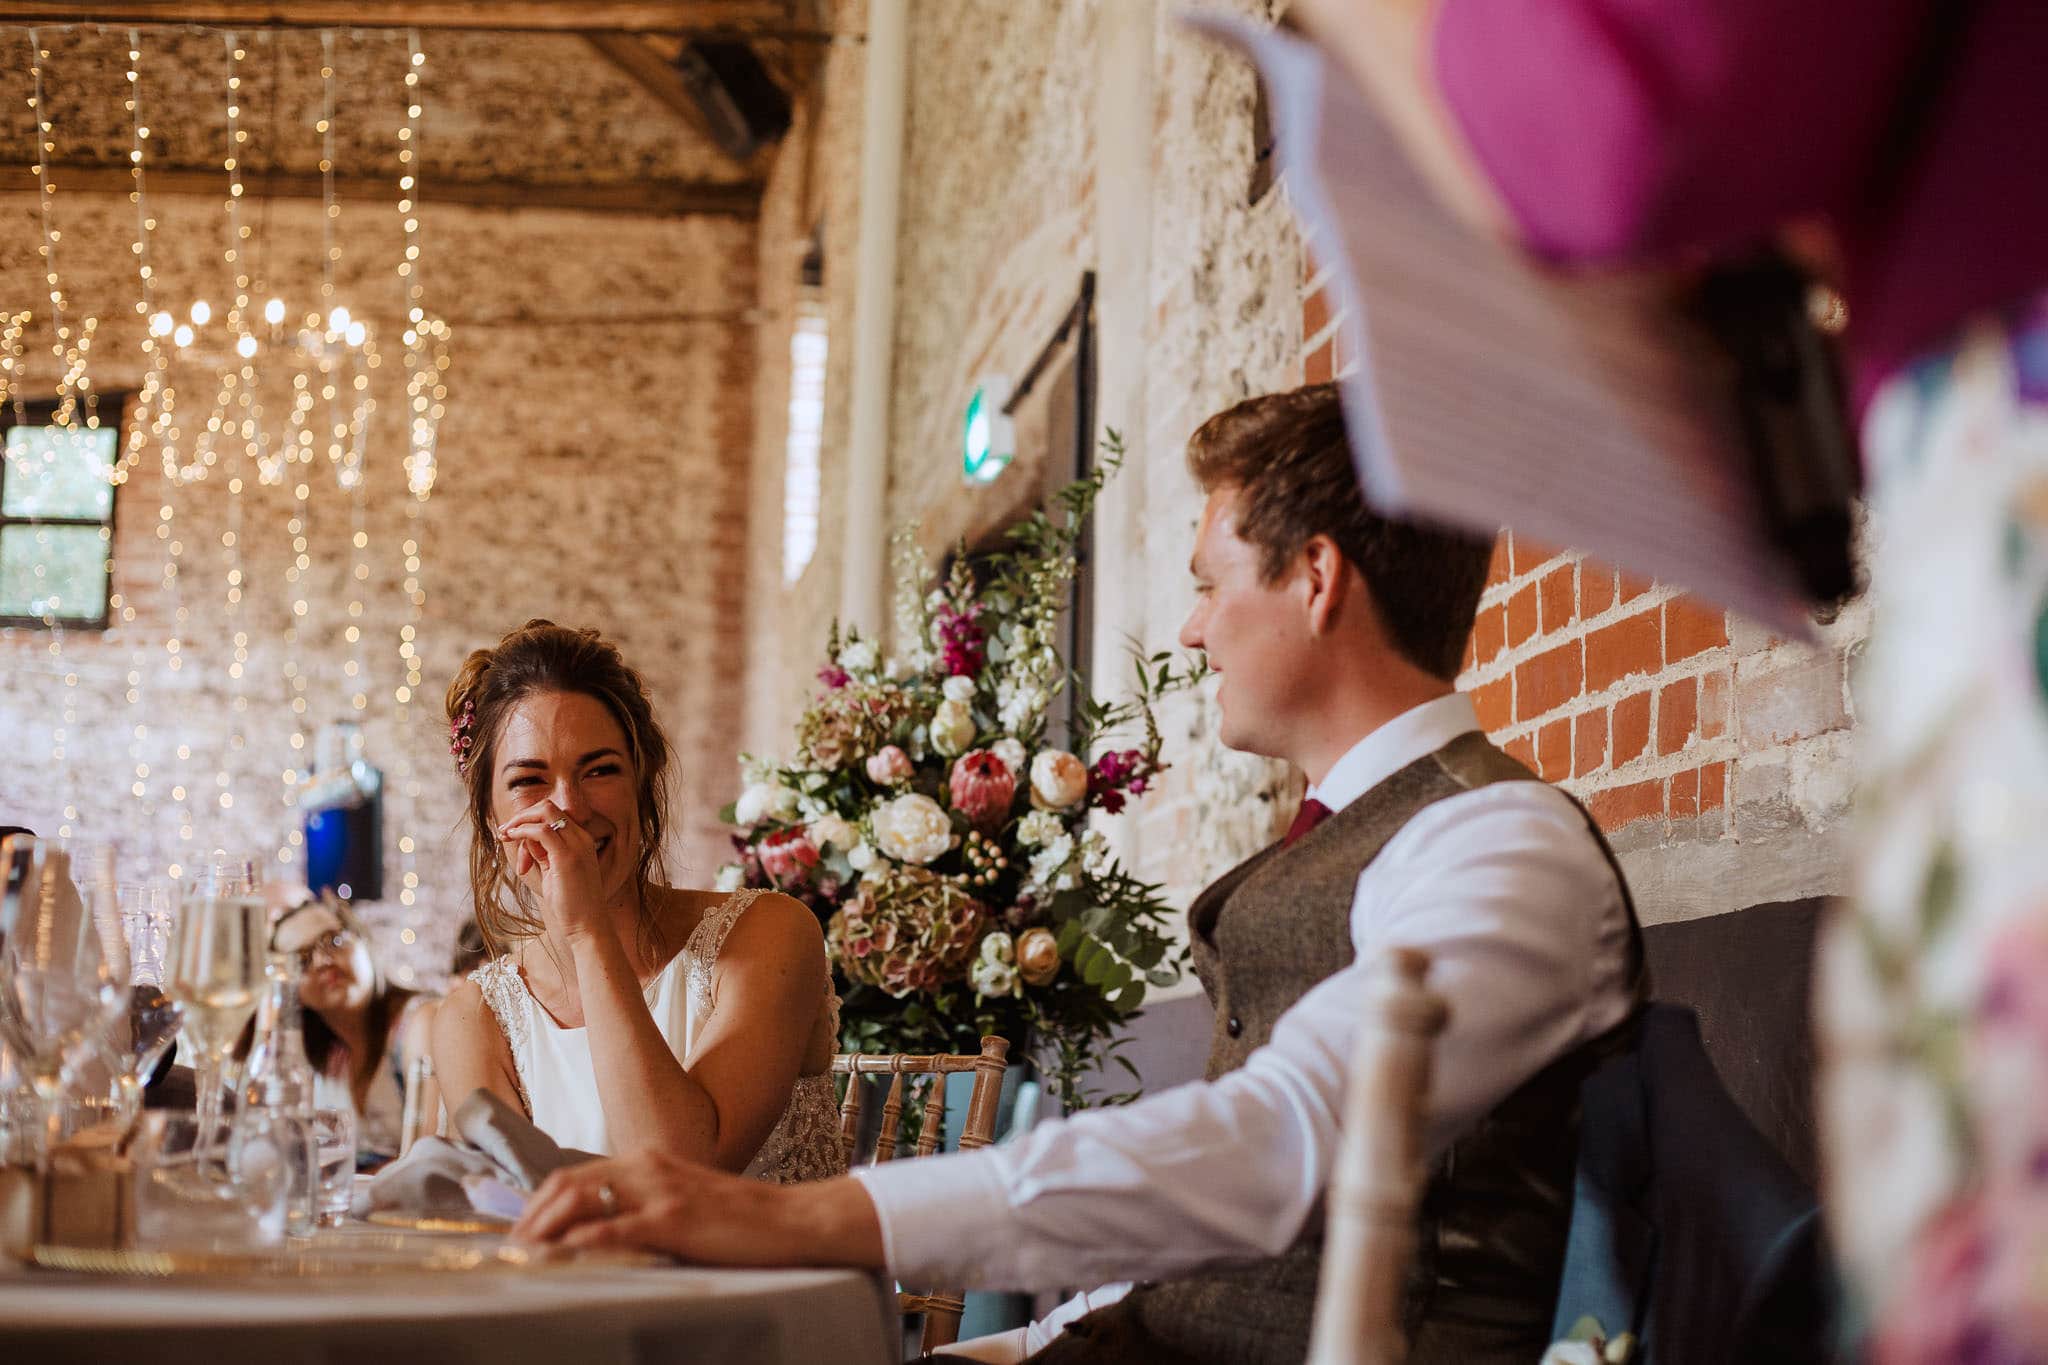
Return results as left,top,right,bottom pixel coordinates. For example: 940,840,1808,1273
275,894,432,1165
431,621,844,1182
516,384,1646,1364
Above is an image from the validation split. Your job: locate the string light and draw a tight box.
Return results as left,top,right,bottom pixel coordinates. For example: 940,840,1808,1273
118,29,166,840
210,33,253,829
390,28,439,980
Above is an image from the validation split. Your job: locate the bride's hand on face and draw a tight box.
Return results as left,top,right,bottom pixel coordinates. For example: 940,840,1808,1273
497,798,610,948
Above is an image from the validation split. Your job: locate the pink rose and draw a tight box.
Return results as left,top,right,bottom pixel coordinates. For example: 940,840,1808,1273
866,745,914,785
949,750,1018,829
757,828,820,888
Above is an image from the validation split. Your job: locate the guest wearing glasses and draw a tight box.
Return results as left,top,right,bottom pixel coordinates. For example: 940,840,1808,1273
430,621,845,1183
517,385,1646,1364
277,895,431,1166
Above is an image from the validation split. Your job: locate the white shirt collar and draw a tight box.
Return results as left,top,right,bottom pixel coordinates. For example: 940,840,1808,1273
1307,692,1482,815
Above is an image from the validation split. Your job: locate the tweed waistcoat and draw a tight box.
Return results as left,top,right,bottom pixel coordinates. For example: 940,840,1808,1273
1099,731,1645,1365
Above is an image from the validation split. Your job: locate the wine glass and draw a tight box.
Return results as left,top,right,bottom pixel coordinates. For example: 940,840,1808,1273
0,835,127,1168
167,861,267,1148
110,879,184,1124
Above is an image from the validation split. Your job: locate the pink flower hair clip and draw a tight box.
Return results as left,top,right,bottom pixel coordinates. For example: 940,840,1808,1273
449,699,477,772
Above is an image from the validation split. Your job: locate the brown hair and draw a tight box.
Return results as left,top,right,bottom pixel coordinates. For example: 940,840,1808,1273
445,619,674,956
1186,382,1493,680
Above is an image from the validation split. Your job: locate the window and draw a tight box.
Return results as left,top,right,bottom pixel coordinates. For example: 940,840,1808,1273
782,298,828,585
1,401,121,628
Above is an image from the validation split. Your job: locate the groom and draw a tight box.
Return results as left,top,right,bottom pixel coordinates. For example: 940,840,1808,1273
515,382,1645,1363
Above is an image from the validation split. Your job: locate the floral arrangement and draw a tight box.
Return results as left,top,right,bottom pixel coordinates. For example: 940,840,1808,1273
718,441,1205,1105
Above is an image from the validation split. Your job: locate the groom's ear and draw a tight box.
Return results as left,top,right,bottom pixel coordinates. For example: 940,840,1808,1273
1300,535,1353,636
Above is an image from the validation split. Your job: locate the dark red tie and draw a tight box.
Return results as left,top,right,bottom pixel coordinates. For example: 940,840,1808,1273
1284,797,1332,848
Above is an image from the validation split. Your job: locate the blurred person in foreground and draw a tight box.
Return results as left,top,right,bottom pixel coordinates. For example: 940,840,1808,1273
1287,2,2048,1356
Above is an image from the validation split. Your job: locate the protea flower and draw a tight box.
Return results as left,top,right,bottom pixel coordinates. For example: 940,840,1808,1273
949,749,1017,830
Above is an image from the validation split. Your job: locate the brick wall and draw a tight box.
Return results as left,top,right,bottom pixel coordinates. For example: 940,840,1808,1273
1300,255,1868,918
0,194,757,984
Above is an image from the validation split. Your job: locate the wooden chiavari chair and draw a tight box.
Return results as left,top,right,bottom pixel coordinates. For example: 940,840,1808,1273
1306,947,1449,1365
832,1034,1010,1354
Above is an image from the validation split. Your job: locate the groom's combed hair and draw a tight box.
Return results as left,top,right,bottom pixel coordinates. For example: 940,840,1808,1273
1186,382,1494,681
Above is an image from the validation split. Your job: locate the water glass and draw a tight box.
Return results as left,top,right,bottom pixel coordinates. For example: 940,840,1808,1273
311,1106,356,1227
0,835,125,1165
132,1110,287,1252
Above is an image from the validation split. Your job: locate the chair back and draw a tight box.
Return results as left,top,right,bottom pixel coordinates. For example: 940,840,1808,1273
1306,947,1448,1365
831,1034,1010,1353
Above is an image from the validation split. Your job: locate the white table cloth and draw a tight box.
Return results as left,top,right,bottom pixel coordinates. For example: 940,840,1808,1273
0,1250,896,1365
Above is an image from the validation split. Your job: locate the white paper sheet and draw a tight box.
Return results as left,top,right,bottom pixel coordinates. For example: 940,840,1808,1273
1185,15,1812,636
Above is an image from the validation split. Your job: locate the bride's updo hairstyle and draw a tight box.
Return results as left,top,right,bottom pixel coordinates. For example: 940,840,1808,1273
445,619,674,956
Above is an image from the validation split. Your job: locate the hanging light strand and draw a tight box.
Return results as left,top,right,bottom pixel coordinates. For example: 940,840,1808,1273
119,28,167,483
119,29,164,832
390,29,432,977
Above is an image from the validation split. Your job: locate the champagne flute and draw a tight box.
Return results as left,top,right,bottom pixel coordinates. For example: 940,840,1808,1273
111,880,184,1125
167,864,267,1147
0,835,126,1168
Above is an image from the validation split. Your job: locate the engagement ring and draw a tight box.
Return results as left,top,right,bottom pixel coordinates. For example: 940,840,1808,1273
546,818,568,832
597,1182,619,1218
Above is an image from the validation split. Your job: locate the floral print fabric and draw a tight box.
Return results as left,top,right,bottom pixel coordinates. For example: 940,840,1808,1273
1823,294,2048,1361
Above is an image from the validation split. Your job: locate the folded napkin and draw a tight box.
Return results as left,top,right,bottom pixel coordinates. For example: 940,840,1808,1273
360,1089,598,1220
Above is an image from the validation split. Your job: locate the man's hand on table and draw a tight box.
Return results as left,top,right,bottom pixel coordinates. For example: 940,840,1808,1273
513,1150,888,1269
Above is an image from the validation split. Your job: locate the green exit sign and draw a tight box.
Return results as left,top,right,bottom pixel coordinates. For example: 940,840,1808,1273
962,377,1014,485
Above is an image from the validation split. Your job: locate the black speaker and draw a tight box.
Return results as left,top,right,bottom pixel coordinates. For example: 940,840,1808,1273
676,41,793,161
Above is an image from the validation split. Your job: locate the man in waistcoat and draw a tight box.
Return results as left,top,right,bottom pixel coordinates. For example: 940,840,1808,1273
515,383,1645,1364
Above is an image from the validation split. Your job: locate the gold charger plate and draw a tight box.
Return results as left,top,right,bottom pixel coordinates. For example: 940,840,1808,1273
27,1238,664,1278
365,1209,511,1235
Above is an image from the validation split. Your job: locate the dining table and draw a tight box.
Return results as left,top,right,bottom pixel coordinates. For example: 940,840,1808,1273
0,1219,899,1365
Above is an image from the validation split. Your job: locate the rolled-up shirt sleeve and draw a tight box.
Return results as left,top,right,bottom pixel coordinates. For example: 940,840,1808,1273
1430,0,1933,261
854,780,1634,1294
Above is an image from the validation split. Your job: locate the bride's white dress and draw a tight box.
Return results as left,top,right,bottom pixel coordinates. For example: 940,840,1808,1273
469,888,846,1183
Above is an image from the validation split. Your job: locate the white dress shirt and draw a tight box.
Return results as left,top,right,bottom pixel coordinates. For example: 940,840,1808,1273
853,691,1638,1292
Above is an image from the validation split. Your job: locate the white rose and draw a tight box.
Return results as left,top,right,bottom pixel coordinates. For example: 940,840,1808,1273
970,957,1019,998
847,842,876,872
735,781,800,827
1016,810,1065,848
1029,750,1088,811
930,698,976,758
942,674,976,702
870,793,955,865
713,864,745,892
978,930,1015,966
991,738,1028,778
841,638,879,673
809,814,858,851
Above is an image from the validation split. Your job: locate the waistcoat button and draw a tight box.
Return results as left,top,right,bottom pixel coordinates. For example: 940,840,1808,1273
1226,1014,1243,1038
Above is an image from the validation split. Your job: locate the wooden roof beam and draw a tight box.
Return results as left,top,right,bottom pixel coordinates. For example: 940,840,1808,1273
0,164,761,218
0,2,792,32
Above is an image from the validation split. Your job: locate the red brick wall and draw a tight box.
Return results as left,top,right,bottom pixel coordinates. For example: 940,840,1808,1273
1301,253,1862,844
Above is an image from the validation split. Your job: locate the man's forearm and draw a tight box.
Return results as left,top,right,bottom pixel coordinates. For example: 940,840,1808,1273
780,1175,888,1269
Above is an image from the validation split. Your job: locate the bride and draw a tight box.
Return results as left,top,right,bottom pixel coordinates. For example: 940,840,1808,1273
431,619,844,1183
